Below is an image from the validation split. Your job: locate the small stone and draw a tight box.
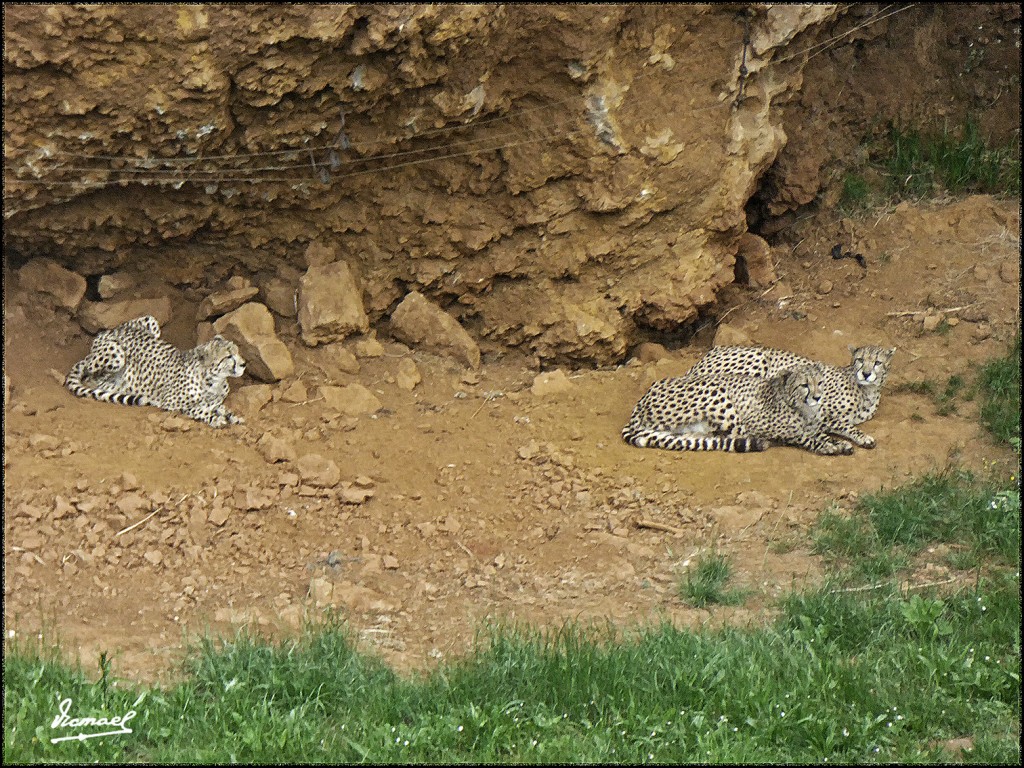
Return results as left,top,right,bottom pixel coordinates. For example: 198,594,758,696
28,433,60,450
257,434,297,464
922,313,942,332
396,358,422,391
518,441,540,459
998,260,1018,283
339,484,375,504
208,507,231,526
229,384,273,416
632,342,670,363
382,555,399,570
196,286,260,320
317,384,382,416
973,265,991,282
97,272,137,300
144,550,163,566
531,369,573,397
279,380,308,403
296,453,341,488
712,323,753,347
354,336,385,358
260,277,298,318
324,346,361,374
816,279,834,295
308,576,335,606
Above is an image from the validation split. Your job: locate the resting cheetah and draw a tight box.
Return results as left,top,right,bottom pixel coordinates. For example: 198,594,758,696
65,315,246,427
684,345,895,448
622,363,853,455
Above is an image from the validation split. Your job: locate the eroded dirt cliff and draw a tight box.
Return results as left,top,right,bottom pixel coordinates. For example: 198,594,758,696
2,4,843,362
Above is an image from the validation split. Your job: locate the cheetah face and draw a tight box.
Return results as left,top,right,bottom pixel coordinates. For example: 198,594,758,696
850,346,895,387
785,364,825,423
201,336,246,378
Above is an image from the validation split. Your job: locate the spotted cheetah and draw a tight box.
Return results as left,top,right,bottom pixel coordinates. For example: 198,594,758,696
684,345,895,448
622,364,853,455
65,315,246,427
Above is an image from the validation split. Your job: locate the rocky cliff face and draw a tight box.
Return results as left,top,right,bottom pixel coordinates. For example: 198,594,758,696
4,5,1017,364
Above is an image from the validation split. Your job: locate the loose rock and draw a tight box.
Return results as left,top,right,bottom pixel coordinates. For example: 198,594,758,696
257,433,297,464
297,261,369,346
78,297,173,334
396,358,422,391
531,369,573,397
736,232,777,288
296,453,341,488
390,291,481,369
712,322,753,347
196,286,260,320
354,336,385,358
19,258,87,312
317,384,382,416
97,272,137,300
259,276,298,318
229,384,273,416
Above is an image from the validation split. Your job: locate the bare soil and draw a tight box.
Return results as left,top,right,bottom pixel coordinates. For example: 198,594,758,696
3,194,1019,683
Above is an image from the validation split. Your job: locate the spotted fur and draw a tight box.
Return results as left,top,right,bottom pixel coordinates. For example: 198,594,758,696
622,363,852,455
65,315,246,427
683,345,895,448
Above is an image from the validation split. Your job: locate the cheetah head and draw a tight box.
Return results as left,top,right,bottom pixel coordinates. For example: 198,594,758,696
199,336,246,378
849,345,896,387
780,363,825,424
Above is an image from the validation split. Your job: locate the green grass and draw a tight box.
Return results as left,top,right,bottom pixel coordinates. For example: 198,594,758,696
978,334,1022,447
679,552,747,607
839,171,873,211
5,572,1020,764
840,119,1021,208
883,120,1021,199
814,468,1020,576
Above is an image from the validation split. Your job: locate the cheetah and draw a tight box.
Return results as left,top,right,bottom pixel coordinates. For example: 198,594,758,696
683,345,895,448
622,363,853,455
65,315,246,427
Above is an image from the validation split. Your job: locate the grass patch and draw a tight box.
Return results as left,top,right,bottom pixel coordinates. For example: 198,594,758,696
5,576,1020,764
883,119,1021,198
679,552,747,607
839,171,873,211
978,334,1022,447
840,119,1020,208
815,468,1020,577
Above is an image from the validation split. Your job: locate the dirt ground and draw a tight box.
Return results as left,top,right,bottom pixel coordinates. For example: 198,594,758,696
2,194,1020,683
